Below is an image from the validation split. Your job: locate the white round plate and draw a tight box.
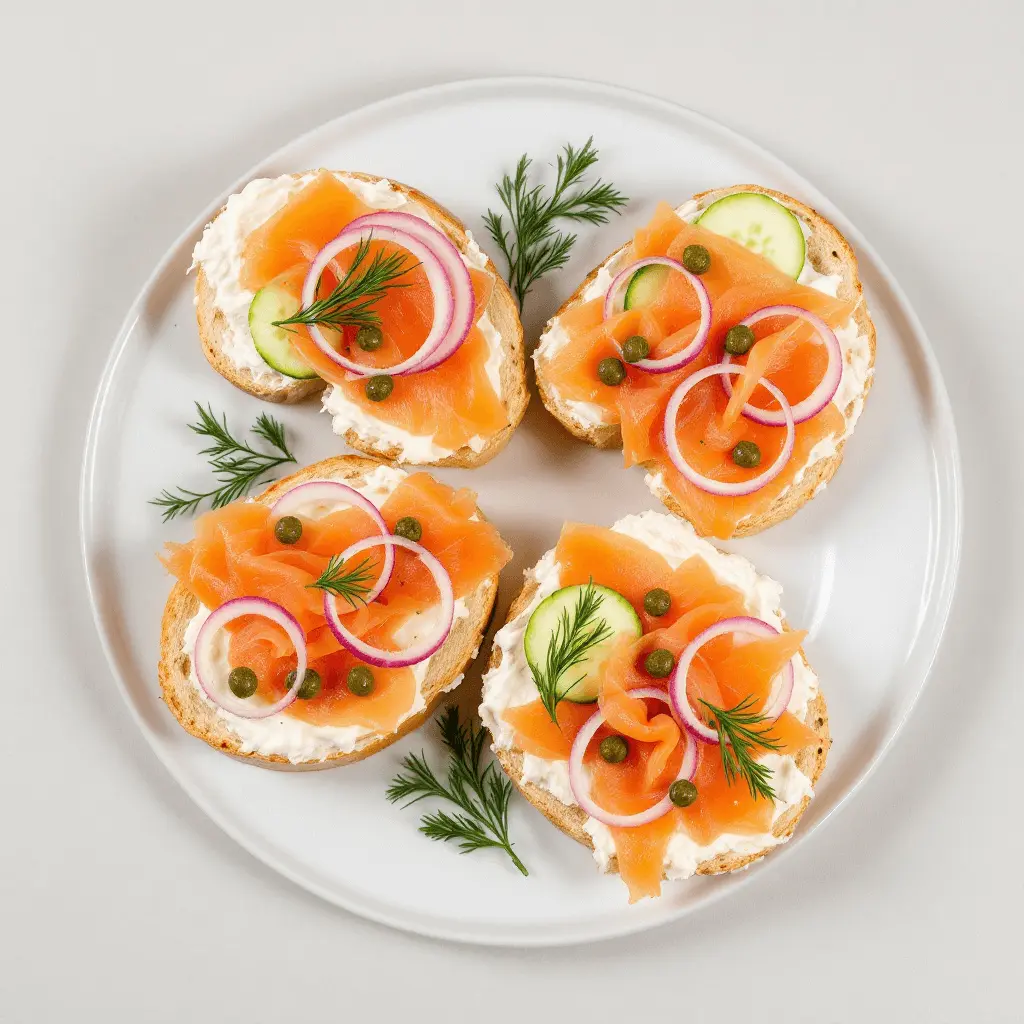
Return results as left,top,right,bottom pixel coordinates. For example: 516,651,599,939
80,77,961,946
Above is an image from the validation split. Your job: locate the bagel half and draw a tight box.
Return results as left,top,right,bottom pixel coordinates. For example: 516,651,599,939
534,184,877,537
158,455,500,771
193,171,528,468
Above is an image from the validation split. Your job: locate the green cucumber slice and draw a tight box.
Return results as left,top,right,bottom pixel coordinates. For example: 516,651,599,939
623,264,669,310
248,285,320,379
696,192,806,279
524,584,641,703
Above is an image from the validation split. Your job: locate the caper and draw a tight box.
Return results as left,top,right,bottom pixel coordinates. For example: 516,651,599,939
643,587,672,617
365,374,394,402
355,325,384,352
228,666,258,699
682,244,711,275
274,515,303,545
599,735,629,764
731,440,762,468
621,335,650,364
347,664,375,697
394,516,422,542
724,324,756,356
597,357,626,387
285,668,322,701
669,779,698,807
644,648,676,678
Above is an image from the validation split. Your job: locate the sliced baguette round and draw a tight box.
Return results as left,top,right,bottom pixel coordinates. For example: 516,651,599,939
487,570,830,880
158,454,500,771
535,184,877,536
194,171,528,467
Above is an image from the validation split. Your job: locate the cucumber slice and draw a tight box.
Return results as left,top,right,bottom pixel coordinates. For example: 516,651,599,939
524,584,641,703
623,264,669,310
696,192,806,279
248,285,320,379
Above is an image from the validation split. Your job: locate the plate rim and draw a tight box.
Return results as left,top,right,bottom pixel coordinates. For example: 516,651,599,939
78,74,963,947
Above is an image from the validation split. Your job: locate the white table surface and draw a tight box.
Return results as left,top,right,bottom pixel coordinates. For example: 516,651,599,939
3,1,1020,1019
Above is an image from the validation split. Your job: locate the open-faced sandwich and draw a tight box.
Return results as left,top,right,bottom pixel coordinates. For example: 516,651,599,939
159,455,511,769
480,511,828,901
534,185,876,538
191,171,528,467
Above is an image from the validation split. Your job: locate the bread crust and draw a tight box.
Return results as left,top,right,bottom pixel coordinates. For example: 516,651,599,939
485,570,830,880
534,184,877,536
157,455,499,770
193,171,528,467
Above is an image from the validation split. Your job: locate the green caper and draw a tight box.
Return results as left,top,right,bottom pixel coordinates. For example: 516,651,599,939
394,516,422,542
365,374,394,402
724,324,756,356
682,244,711,275
286,668,322,701
621,335,650,364
356,325,384,352
731,440,762,468
643,587,672,617
669,779,698,807
644,648,676,678
347,664,375,696
274,515,303,545
597,357,626,387
599,735,629,764
228,666,258,699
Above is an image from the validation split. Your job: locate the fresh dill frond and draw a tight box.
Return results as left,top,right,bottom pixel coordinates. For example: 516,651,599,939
485,138,628,308
273,234,417,332
699,695,784,802
386,706,528,877
307,554,377,609
526,579,614,724
150,403,296,521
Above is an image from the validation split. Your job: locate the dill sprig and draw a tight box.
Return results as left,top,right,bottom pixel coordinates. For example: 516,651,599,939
307,554,377,609
151,403,297,521
484,137,628,308
699,695,783,802
273,234,417,332
526,579,614,724
386,706,528,877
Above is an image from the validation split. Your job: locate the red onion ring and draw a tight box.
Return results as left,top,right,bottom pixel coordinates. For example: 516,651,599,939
193,597,307,719
301,225,453,378
668,616,795,745
663,363,795,497
602,257,711,373
344,210,476,372
721,305,842,425
567,688,699,829
322,535,454,668
270,480,394,603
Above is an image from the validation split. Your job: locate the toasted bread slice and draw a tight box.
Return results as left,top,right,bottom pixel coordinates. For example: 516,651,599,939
534,184,877,536
484,554,830,881
158,455,499,771
193,171,528,467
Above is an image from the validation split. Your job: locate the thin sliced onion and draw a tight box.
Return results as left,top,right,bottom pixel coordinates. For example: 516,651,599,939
322,535,454,668
721,305,842,425
193,597,306,720
668,617,795,746
301,225,453,377
602,257,711,373
663,363,795,497
270,480,394,603
567,688,699,829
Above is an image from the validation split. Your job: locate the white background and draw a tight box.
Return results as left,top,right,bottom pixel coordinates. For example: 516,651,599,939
3,1,1020,1020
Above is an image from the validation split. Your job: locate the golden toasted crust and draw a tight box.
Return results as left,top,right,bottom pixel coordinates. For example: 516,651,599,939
157,455,499,770
486,571,831,880
193,171,528,467
534,184,877,537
